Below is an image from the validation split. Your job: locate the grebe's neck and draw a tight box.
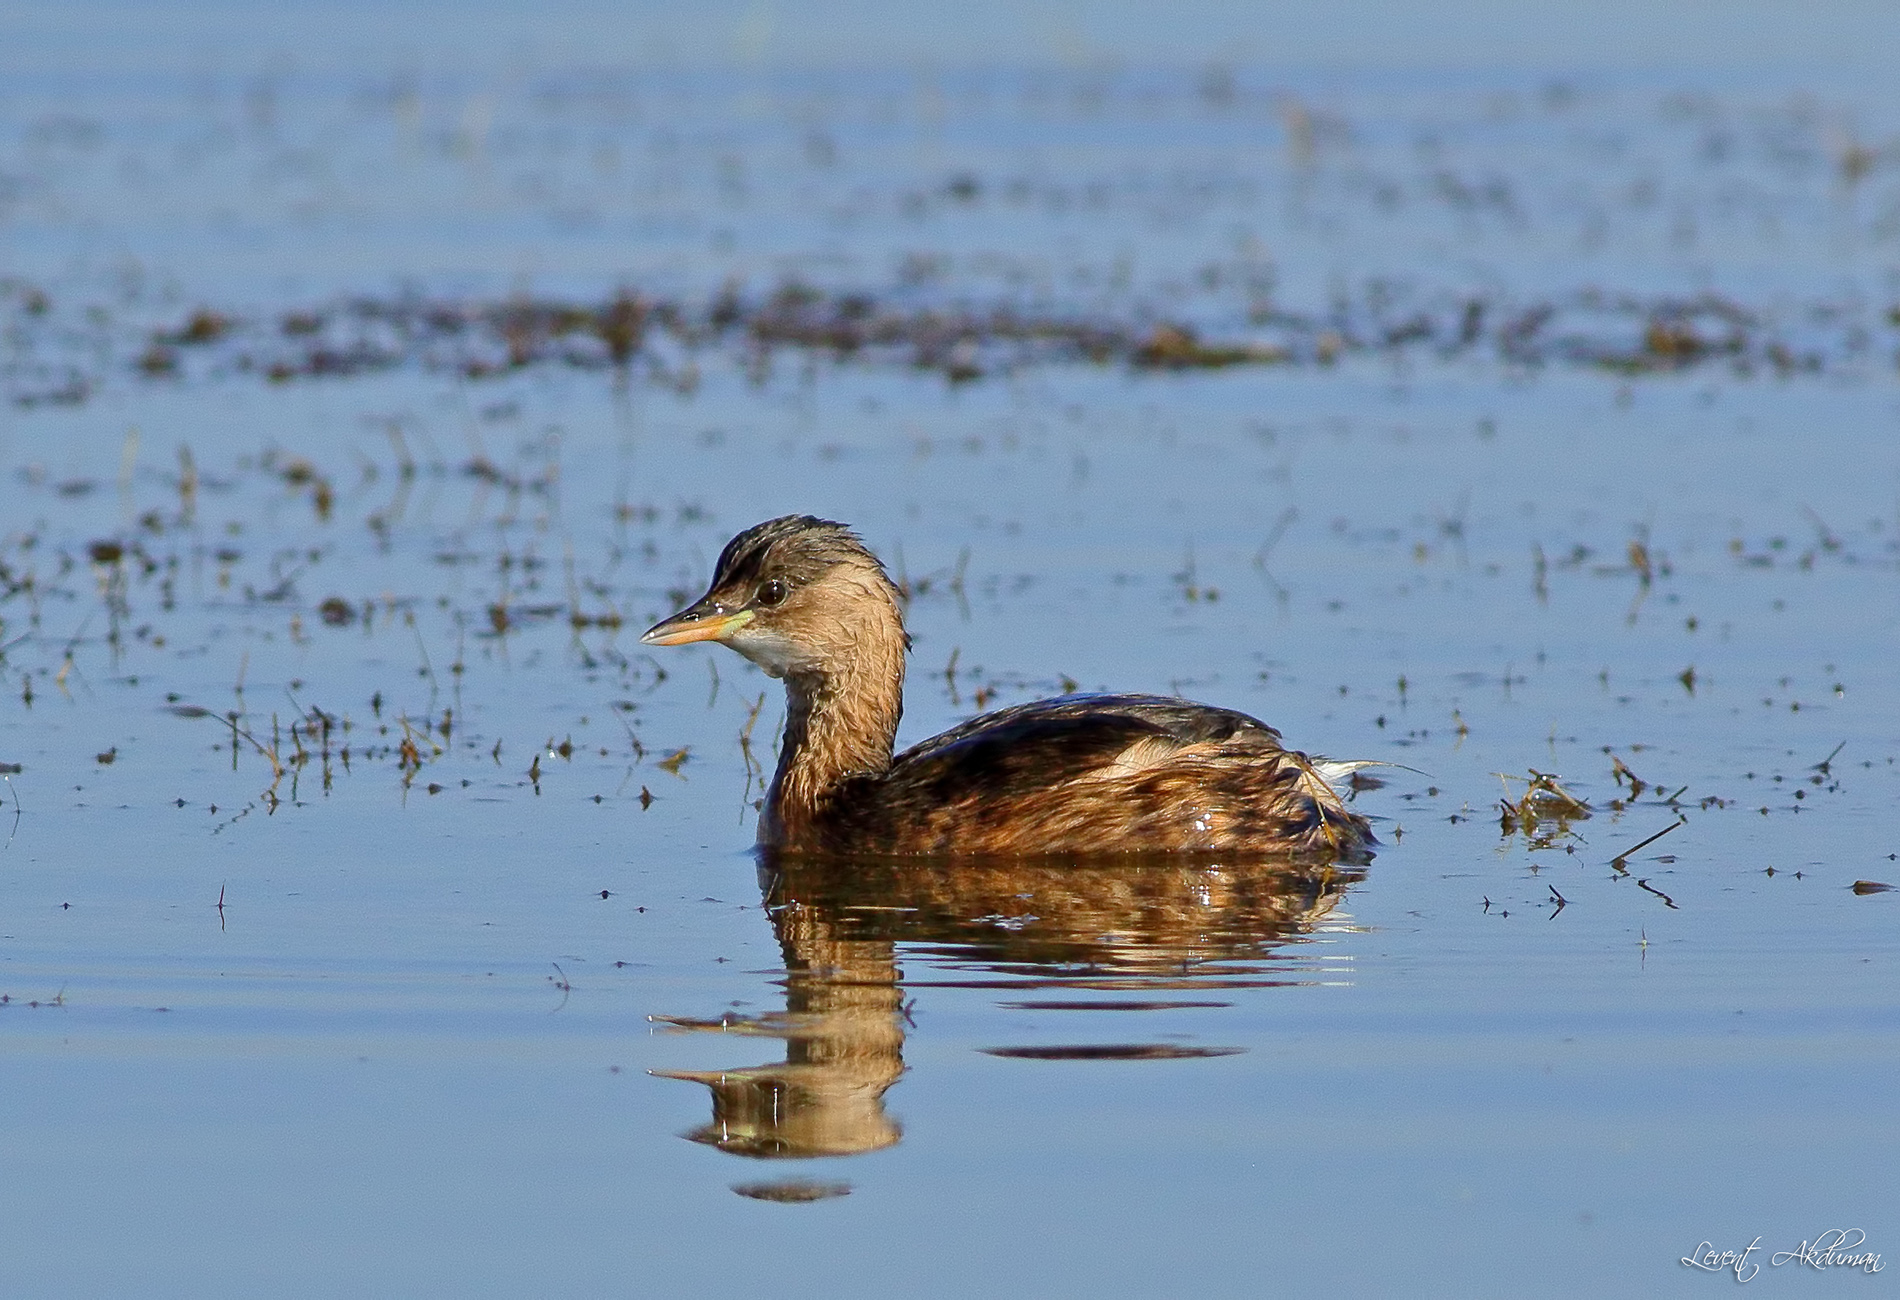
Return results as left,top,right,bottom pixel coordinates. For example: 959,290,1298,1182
763,593,906,843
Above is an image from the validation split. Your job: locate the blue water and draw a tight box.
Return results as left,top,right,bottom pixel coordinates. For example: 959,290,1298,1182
0,5,1896,1295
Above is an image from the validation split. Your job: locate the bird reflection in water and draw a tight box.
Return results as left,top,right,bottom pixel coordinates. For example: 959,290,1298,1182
651,850,1364,1166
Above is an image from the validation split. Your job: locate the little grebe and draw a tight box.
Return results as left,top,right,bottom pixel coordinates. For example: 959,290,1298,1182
642,516,1373,858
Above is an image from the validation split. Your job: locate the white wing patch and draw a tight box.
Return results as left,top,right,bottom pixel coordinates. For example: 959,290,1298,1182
1295,757,1368,816
1311,758,1382,786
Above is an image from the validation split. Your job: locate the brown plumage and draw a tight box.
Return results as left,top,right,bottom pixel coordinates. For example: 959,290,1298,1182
641,515,1374,859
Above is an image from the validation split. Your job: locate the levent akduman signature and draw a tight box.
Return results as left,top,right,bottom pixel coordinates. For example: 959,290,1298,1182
1683,1230,1883,1281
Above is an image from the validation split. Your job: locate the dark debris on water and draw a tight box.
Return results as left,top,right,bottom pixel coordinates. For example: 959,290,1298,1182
3,277,1891,407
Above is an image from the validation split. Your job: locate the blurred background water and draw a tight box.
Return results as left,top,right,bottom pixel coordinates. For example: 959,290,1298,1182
0,3,1896,1295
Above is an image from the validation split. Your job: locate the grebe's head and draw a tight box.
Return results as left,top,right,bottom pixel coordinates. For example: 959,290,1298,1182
640,515,906,679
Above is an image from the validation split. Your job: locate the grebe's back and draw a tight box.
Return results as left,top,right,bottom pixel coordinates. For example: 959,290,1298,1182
821,692,1371,857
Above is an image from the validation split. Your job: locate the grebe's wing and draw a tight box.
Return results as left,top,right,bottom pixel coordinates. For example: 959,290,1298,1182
889,693,1285,791
837,693,1368,858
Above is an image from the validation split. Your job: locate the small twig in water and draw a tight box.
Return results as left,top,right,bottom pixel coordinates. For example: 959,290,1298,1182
613,707,645,762
1636,878,1679,910
1800,504,1842,552
1610,817,1684,871
0,763,22,851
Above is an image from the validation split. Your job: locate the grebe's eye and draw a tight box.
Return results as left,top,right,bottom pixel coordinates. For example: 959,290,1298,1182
756,577,789,607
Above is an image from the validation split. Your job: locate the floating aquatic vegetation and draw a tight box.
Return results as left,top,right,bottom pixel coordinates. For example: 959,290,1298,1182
730,1180,852,1203
1497,769,1591,848
1,277,1889,408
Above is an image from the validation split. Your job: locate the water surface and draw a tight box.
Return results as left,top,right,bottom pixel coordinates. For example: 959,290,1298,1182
1,8,1896,1295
